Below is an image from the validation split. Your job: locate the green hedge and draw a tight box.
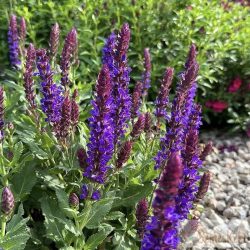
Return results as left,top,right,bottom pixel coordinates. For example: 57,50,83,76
1,0,249,131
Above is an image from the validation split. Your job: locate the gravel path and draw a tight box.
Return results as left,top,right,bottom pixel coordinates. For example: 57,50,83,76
184,131,250,250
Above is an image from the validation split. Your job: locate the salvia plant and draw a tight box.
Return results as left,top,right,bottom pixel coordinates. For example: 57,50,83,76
0,14,213,250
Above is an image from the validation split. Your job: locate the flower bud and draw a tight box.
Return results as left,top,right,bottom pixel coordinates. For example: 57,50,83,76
1,187,15,215
69,192,79,208
195,171,211,202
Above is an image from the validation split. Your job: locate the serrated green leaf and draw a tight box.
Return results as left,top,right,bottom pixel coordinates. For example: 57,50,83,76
10,164,37,201
86,198,115,229
84,224,114,250
113,183,153,208
10,141,24,167
0,205,30,250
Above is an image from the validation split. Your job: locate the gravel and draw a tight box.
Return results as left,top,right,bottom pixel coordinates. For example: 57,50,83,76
183,131,250,249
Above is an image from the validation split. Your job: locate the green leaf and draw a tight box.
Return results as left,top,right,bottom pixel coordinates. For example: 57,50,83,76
85,198,115,229
10,164,37,201
10,141,24,167
0,205,30,250
84,224,114,250
105,211,124,221
113,183,153,208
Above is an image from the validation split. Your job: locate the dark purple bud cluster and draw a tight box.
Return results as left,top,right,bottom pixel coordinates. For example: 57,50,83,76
131,81,143,119
60,28,77,86
131,114,145,140
50,23,60,60
155,67,174,123
142,48,151,96
8,15,21,68
144,112,152,134
71,89,79,128
1,187,15,215
24,43,36,109
19,17,26,44
116,140,133,168
0,87,4,142
136,198,149,239
200,141,213,161
195,171,211,202
142,153,183,249
77,148,88,170
83,65,114,184
56,94,72,139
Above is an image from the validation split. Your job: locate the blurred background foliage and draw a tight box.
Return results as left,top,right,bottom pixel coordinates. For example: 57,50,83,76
0,0,249,132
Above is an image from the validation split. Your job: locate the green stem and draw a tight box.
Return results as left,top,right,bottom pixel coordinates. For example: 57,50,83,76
1,217,6,237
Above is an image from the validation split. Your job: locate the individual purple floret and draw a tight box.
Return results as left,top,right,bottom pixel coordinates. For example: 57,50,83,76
1,187,15,215
142,48,151,96
60,28,77,87
141,153,183,250
154,44,199,170
91,190,101,200
83,65,114,184
102,23,132,145
0,87,4,142
36,49,64,123
155,67,174,124
8,14,21,68
136,198,149,239
80,184,89,200
24,43,36,109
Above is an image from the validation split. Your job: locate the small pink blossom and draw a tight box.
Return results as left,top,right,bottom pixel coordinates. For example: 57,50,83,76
205,100,228,113
228,77,242,93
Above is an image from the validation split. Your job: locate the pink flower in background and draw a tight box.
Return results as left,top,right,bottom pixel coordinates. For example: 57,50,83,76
228,77,242,93
205,100,228,113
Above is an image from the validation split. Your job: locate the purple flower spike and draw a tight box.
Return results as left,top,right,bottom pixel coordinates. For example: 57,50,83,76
36,49,64,123
77,148,88,170
154,44,199,170
142,48,151,96
60,28,77,86
0,87,4,142
24,43,36,109
103,24,132,145
8,14,20,68
50,23,60,59
141,153,183,250
1,187,15,215
144,112,152,134
195,171,211,202
83,65,114,184
155,67,174,124
136,198,149,239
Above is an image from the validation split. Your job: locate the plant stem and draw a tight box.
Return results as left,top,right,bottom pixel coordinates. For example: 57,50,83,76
1,217,6,237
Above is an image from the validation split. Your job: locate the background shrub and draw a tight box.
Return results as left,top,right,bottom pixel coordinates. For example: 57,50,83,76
0,0,249,131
